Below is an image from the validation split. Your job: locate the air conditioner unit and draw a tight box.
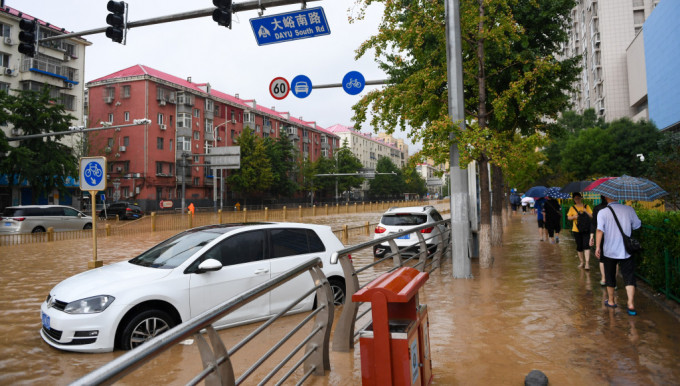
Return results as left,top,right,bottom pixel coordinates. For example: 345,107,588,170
63,53,70,61
3,37,11,45
105,97,113,104
217,136,222,141
116,167,122,172
159,100,166,106
120,146,127,152
66,83,74,90
4,68,12,76
160,124,167,130
231,118,236,124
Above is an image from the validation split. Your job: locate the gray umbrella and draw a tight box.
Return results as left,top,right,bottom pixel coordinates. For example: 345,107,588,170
560,180,593,193
591,175,667,201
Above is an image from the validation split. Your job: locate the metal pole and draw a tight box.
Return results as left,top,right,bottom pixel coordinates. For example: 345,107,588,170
445,0,471,278
181,155,187,214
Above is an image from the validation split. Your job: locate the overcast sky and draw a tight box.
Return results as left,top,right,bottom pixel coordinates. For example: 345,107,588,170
14,0,421,153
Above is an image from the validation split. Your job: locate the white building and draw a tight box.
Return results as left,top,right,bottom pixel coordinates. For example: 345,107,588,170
326,124,405,170
561,0,660,121
0,5,90,146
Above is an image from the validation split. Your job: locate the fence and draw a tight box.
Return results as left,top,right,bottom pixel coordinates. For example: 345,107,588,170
0,200,442,247
635,225,680,303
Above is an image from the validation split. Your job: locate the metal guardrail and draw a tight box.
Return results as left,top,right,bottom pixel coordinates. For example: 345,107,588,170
72,257,334,386
330,219,452,352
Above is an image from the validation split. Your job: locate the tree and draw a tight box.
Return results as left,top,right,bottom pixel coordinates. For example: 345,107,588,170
264,133,299,199
368,156,404,199
227,129,273,204
647,131,680,210
311,155,337,200
0,87,78,203
351,0,579,267
403,156,427,197
335,138,364,201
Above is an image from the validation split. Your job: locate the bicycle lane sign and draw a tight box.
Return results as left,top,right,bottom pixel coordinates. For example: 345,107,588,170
342,71,365,95
79,157,107,191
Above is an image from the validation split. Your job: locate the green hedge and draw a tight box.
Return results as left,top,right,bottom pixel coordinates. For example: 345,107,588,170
634,209,680,302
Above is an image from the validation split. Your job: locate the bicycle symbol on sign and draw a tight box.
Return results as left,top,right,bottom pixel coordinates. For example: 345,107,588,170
345,78,362,89
84,162,103,186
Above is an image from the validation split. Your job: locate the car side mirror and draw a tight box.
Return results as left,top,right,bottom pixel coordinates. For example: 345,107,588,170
196,258,222,274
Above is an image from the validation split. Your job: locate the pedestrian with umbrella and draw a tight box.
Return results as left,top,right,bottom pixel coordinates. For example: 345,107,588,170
543,187,569,244
560,180,594,194
593,175,667,315
590,194,611,286
521,196,534,215
567,192,593,269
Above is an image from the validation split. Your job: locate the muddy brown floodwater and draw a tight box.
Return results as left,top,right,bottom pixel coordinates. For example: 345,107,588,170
1,210,679,385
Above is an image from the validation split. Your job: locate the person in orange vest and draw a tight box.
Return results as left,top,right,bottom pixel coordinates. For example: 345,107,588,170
188,203,195,215
234,202,241,211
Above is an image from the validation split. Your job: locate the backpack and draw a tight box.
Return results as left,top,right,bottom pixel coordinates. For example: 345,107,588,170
576,208,591,233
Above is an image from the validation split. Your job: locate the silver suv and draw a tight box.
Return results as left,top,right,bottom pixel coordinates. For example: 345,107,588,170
1,205,93,234
373,205,447,258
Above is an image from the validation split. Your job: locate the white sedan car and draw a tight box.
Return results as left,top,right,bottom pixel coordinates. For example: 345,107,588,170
40,223,347,353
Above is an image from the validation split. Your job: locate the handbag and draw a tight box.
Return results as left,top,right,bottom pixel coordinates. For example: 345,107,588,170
608,206,642,254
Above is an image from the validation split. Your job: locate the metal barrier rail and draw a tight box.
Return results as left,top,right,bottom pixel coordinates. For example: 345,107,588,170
72,258,334,386
329,219,452,352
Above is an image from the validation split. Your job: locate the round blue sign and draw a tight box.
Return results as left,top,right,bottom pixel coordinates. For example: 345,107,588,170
83,161,104,187
342,71,365,95
291,75,312,99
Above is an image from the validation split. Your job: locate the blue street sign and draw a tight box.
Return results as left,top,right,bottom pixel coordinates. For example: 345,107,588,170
291,74,312,99
101,194,106,201
79,157,107,191
250,7,331,46
343,71,365,95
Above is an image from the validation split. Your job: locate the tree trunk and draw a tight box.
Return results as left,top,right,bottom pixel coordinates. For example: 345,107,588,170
478,157,493,268
491,164,504,246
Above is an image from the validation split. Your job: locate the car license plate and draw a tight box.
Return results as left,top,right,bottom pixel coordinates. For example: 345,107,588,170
397,234,410,240
4,222,11,227
41,312,50,330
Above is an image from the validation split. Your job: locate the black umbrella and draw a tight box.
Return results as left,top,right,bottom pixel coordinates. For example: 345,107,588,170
560,181,593,194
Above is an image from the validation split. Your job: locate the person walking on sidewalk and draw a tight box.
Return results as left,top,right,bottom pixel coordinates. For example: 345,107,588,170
595,196,642,315
590,195,609,285
535,197,548,241
542,197,562,244
567,193,593,269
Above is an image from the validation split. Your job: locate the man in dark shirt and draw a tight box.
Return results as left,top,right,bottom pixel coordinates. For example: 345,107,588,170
589,195,608,285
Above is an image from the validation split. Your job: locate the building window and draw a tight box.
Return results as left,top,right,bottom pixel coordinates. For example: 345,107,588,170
108,113,114,123
124,111,130,122
122,85,131,98
256,124,261,133
156,162,163,174
157,113,163,125
194,108,200,118
123,136,129,146
107,138,114,148
122,187,129,198
60,94,75,111
177,113,191,128
0,82,9,94
231,129,236,140
205,119,213,133
244,112,254,123
0,53,9,68
206,99,214,111
169,164,174,176
157,137,164,150
194,131,200,140
104,87,115,100
156,187,163,199
177,136,190,151
0,23,10,38
193,177,200,185
169,139,173,150
230,110,235,122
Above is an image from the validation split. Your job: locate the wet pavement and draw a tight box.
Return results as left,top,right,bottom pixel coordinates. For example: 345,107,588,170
1,210,679,385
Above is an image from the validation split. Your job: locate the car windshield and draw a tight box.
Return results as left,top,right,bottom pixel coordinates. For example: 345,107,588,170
382,213,428,226
129,230,221,269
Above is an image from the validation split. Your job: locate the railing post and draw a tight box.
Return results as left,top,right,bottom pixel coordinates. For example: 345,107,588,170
365,221,370,236
243,208,248,222
325,204,329,216
305,265,334,375
299,205,302,219
313,205,317,216
106,224,111,236
354,203,357,213
342,225,348,244
336,204,339,214
47,227,54,242
283,206,287,221
188,214,193,229
151,212,156,232
116,214,120,222
362,202,365,212
218,209,223,224
264,207,269,221
345,203,349,213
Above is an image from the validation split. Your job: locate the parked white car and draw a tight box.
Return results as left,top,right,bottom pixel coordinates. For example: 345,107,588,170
40,222,346,353
1,205,92,234
373,205,447,258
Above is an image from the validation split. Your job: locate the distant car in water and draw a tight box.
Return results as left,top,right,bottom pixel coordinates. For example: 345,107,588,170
0,205,92,234
373,205,447,258
99,202,143,220
40,222,347,353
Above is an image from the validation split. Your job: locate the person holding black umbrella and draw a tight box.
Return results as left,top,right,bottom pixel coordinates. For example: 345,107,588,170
595,196,642,315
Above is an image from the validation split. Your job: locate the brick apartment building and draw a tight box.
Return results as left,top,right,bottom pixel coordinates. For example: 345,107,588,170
86,65,340,210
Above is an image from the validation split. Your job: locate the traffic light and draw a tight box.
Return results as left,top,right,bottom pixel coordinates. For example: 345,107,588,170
212,0,232,28
18,19,38,57
105,1,127,43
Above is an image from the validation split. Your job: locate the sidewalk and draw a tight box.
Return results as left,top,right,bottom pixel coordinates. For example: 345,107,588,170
317,214,680,385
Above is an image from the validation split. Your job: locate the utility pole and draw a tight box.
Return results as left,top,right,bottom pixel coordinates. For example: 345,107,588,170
445,0,472,278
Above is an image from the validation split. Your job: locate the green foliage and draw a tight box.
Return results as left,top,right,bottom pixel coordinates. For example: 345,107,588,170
227,129,273,202
634,209,680,300
402,157,427,196
335,138,364,197
646,131,680,210
0,87,78,202
368,156,405,198
264,133,299,198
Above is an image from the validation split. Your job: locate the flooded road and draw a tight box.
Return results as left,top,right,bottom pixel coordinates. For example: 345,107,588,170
1,209,679,384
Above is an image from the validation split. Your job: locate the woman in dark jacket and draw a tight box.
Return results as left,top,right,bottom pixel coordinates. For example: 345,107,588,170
542,197,562,244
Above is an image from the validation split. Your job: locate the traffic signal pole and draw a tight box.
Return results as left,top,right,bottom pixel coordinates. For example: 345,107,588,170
445,0,472,278
39,0,323,43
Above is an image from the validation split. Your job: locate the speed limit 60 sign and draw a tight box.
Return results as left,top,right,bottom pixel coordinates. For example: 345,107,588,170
269,77,290,100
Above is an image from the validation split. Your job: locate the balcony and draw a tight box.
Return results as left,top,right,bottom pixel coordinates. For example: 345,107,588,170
20,58,79,84
205,131,215,141
177,126,192,137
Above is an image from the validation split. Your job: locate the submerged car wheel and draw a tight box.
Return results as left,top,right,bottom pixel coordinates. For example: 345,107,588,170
83,223,92,230
119,309,175,350
31,226,46,233
328,277,346,305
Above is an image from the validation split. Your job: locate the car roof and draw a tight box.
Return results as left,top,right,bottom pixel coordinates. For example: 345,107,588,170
5,205,73,209
384,206,436,214
182,222,330,236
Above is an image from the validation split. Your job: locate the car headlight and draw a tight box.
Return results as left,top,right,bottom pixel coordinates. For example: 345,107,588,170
63,295,115,314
